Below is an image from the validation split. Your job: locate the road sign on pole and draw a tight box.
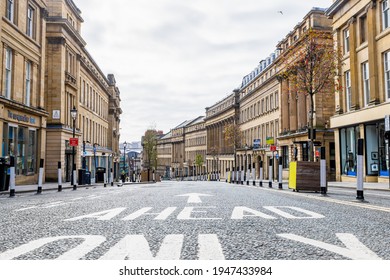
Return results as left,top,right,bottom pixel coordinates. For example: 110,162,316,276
70,138,78,147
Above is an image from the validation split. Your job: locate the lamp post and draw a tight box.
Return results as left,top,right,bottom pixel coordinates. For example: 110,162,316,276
70,106,77,190
123,141,127,182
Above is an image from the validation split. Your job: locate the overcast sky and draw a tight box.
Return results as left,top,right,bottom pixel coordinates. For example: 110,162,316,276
75,0,332,143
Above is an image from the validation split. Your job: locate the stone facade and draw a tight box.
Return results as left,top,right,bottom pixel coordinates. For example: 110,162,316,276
276,8,336,180
327,0,390,182
0,0,48,184
205,92,239,180
45,0,121,183
184,116,206,177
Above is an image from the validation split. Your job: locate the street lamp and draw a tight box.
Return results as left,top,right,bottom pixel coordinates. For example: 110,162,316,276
123,141,127,182
70,106,77,190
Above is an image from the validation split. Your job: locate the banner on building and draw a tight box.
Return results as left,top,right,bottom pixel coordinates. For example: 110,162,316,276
253,139,261,150
266,137,274,145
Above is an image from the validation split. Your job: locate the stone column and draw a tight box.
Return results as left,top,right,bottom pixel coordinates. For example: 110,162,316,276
367,3,379,104
348,17,359,110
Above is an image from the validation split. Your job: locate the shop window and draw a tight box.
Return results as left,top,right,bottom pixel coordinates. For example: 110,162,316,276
2,125,37,175
378,123,389,177
340,126,360,176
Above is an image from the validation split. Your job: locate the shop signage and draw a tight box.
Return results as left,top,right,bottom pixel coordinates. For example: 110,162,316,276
8,110,36,124
70,138,79,147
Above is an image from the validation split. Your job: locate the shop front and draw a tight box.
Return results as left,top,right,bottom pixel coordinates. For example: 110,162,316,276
338,121,388,182
1,107,46,185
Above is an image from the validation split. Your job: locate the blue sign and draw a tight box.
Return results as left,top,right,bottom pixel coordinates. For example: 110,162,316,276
253,139,261,150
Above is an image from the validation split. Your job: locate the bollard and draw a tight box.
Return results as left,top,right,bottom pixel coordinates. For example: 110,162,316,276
153,170,155,182
9,157,15,197
241,167,244,185
278,161,283,189
268,158,273,188
320,147,327,195
259,161,263,187
72,163,77,191
58,162,62,192
37,159,44,194
246,165,250,185
104,170,107,187
252,164,256,186
110,168,114,186
356,139,364,200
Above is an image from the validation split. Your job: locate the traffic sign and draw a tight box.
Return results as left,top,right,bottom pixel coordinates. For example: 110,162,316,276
70,138,78,147
270,145,277,152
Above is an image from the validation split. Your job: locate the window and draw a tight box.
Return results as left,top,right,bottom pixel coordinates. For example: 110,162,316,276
383,0,389,30
270,94,274,110
360,16,367,43
5,48,13,99
362,62,370,106
282,146,289,168
6,0,15,22
340,126,360,176
345,71,352,111
343,29,350,54
25,61,32,106
385,52,390,100
27,5,34,38
275,92,279,108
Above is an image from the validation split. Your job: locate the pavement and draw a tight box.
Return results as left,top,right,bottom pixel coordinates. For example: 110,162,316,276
0,179,389,195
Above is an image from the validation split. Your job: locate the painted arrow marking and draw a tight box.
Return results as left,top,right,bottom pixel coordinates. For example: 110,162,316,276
176,193,213,204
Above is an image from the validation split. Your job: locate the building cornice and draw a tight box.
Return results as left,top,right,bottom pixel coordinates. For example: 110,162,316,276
326,0,349,17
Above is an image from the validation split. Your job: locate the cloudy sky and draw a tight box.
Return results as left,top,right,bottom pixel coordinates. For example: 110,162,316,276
75,0,333,142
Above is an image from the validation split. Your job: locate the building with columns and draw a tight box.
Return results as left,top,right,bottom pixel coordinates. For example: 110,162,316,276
157,131,172,179
205,91,240,180
327,0,390,182
184,116,206,177
107,74,122,180
276,8,336,180
1,0,48,185
239,51,281,181
45,0,121,183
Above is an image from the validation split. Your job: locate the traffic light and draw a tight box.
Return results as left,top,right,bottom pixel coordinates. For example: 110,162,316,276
385,131,390,140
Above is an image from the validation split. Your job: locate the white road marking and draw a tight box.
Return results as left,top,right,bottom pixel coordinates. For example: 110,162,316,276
0,235,106,260
100,234,184,260
65,207,127,221
278,233,381,260
176,193,213,203
122,207,177,220
177,206,222,220
263,206,325,219
198,234,225,260
247,184,390,213
231,206,277,220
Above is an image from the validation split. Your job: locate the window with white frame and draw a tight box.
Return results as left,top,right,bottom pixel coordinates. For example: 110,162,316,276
6,0,15,22
5,48,13,99
385,51,390,100
25,61,32,106
362,62,370,106
343,28,350,54
27,5,34,38
345,70,352,111
383,0,389,30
